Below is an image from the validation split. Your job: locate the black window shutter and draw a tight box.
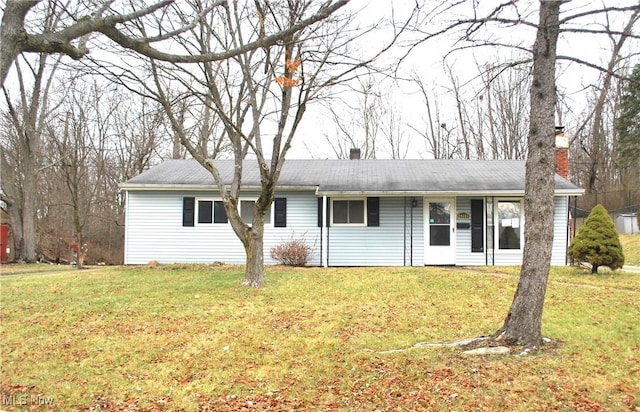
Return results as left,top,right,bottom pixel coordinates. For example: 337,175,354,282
213,201,228,224
274,198,287,227
367,197,380,227
317,197,330,227
326,197,331,227
471,199,484,252
183,197,195,227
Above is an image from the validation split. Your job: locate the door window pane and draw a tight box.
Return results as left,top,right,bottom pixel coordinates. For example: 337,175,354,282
429,202,451,246
498,201,521,249
430,226,450,246
429,202,450,224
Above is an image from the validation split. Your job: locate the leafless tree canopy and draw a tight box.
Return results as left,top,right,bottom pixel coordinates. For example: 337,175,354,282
1,0,351,85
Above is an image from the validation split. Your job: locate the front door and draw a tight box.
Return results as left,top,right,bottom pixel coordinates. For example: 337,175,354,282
424,198,456,265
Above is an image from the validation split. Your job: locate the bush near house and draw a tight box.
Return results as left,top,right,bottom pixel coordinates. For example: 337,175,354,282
568,204,625,273
270,237,314,266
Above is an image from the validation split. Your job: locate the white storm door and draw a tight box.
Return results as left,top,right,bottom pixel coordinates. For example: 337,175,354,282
424,198,456,265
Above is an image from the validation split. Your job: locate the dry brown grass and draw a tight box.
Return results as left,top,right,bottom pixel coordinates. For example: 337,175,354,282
1,264,638,411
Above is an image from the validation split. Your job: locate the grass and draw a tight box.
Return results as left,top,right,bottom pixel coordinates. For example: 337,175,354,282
619,233,640,266
1,264,639,411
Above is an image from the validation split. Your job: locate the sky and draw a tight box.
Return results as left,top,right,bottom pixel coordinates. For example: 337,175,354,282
284,0,640,160
2,0,638,163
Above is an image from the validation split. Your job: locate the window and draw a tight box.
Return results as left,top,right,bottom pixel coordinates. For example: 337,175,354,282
198,200,213,223
240,200,271,225
332,199,365,225
213,201,228,224
195,199,227,225
498,200,521,249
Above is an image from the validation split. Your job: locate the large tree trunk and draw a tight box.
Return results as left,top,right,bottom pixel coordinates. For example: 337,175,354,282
242,227,265,288
494,0,560,349
20,131,38,262
21,178,37,262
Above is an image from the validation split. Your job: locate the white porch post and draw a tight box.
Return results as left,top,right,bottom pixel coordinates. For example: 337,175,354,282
322,195,328,268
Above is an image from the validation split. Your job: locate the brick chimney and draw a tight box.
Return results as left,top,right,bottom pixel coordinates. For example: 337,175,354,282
555,126,569,179
349,148,361,160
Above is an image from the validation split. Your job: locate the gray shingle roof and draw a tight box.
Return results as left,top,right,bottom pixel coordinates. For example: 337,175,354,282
121,159,583,195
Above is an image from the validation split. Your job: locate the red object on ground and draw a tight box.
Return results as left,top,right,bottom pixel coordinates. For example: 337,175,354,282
0,224,9,263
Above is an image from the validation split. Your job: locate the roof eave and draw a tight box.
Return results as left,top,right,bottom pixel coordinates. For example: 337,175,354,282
315,189,585,197
120,184,584,197
119,183,319,192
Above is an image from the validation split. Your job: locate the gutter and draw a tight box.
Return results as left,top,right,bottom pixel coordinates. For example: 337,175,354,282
314,189,585,197
118,184,319,192
120,184,585,198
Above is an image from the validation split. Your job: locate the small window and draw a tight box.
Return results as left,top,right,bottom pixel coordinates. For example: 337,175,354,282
198,200,213,223
214,201,228,223
196,199,227,224
332,199,365,225
240,200,271,225
498,200,521,249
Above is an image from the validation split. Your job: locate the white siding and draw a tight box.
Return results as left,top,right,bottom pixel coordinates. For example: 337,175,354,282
124,191,321,265
124,191,570,267
327,197,423,266
551,196,569,265
492,196,569,266
455,197,487,266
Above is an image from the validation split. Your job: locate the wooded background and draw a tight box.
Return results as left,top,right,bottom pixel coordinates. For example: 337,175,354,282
2,1,638,265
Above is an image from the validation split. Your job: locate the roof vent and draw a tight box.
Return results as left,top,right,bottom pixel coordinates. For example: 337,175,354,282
349,148,361,160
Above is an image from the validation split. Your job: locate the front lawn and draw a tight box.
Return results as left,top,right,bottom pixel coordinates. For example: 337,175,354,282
620,233,640,266
1,264,638,411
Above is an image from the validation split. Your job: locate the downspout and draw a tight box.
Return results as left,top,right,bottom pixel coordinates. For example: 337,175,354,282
404,197,407,266
491,196,495,266
573,196,578,240
566,196,571,265
485,196,488,267
323,195,329,268
319,206,323,268
410,197,415,266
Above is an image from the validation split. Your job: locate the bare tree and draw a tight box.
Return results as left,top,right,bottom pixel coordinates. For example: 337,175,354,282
409,0,640,349
323,76,384,159
1,50,60,262
578,7,640,204
47,80,117,268
407,74,459,159
445,63,471,159
380,101,409,159
126,1,408,287
1,0,351,86
493,0,561,348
